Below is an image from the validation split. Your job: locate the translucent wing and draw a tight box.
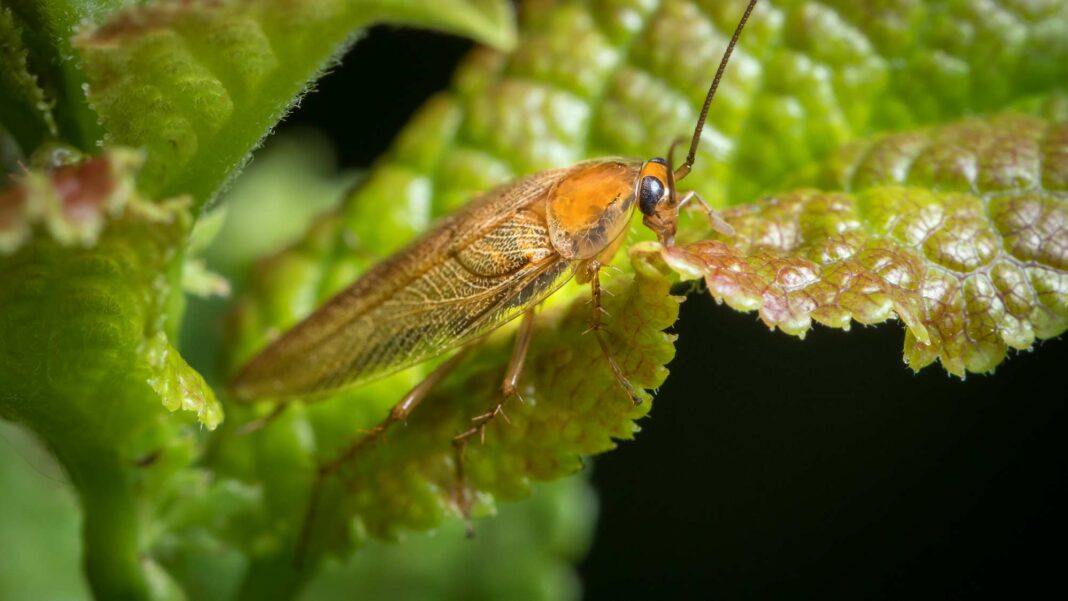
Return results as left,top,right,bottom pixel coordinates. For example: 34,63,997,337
231,167,580,401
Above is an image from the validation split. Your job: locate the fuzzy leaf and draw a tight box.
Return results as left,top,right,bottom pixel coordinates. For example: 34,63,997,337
662,113,1067,376
0,149,219,599
74,0,517,209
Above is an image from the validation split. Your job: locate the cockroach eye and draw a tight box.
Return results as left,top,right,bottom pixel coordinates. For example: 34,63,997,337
638,175,665,216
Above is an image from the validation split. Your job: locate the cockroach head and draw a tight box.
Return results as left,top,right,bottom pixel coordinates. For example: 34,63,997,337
636,156,678,244
639,0,758,245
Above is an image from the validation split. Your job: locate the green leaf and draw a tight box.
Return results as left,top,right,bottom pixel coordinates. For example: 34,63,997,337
216,0,1068,579
312,249,676,546
216,237,675,586
661,112,1067,376
74,0,516,209
300,475,596,601
729,0,1068,202
0,422,90,601
0,149,220,600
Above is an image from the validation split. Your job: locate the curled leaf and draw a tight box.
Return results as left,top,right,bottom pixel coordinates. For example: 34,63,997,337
0,150,219,598
0,0,107,152
75,0,516,207
665,114,1067,376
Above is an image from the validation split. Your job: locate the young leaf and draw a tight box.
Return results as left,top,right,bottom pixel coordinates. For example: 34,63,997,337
662,112,1067,376
74,0,517,209
0,149,220,599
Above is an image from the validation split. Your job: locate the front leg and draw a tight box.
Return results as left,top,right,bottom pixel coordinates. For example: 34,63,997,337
585,260,641,405
678,190,734,237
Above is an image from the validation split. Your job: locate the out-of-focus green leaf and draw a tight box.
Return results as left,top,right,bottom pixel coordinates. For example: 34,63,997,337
662,112,1067,376
0,149,219,600
73,0,516,209
299,475,596,601
204,131,362,278
0,422,90,601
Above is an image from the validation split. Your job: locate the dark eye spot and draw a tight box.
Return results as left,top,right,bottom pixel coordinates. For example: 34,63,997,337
639,175,665,216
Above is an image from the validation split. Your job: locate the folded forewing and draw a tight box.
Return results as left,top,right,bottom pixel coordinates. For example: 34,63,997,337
231,167,584,400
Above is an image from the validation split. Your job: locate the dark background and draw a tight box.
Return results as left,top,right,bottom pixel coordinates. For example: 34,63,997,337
281,26,1068,600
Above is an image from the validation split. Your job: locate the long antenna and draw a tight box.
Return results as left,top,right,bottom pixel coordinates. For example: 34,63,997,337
675,0,759,181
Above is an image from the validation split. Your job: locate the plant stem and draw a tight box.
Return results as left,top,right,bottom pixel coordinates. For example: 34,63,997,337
69,449,151,601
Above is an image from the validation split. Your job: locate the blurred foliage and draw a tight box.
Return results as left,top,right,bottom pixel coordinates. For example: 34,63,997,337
0,1,1066,601
0,420,596,601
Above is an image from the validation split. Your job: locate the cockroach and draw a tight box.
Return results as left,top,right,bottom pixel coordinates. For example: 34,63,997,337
231,0,759,549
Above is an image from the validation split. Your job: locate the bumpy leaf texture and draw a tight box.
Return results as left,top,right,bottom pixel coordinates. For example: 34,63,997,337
0,150,220,598
219,0,1068,577
663,113,1068,376
0,148,223,428
73,0,517,208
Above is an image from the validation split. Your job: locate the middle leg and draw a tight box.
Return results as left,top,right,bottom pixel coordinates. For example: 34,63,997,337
451,309,537,529
454,309,536,446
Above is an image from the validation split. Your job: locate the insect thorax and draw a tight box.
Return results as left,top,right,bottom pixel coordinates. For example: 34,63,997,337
544,159,642,261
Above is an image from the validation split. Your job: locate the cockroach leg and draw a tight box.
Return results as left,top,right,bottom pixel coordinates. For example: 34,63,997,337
297,345,473,564
501,309,536,402
451,310,538,530
678,190,735,237
340,345,474,466
587,261,641,405
453,310,536,446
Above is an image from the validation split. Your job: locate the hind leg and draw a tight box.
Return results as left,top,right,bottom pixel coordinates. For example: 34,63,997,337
297,345,473,562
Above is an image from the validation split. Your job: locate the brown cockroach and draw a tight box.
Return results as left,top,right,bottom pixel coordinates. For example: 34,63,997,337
231,0,759,548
